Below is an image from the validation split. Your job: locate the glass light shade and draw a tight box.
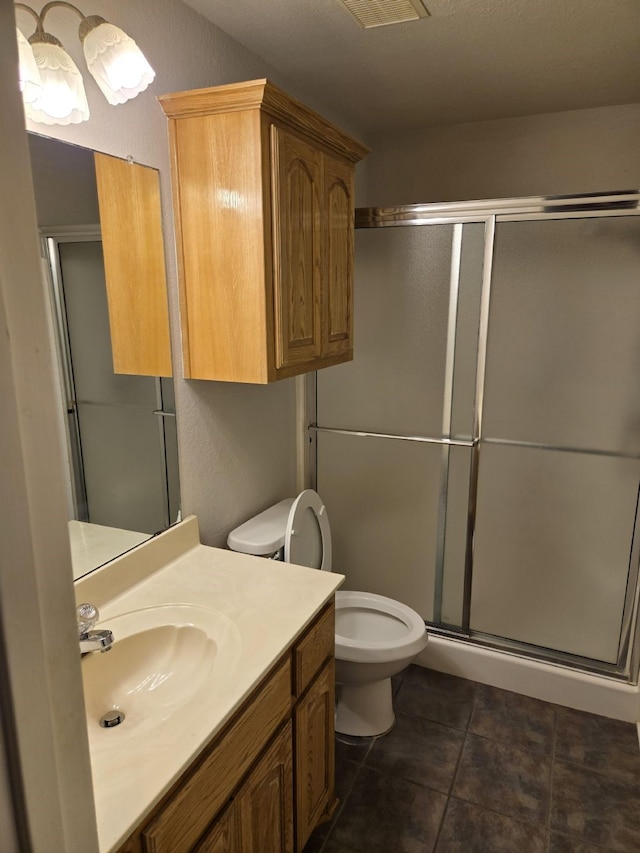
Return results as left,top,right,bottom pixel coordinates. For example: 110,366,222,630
16,28,42,105
82,21,155,105
25,38,89,125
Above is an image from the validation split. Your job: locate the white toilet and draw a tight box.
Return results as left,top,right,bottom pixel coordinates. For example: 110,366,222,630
227,489,428,737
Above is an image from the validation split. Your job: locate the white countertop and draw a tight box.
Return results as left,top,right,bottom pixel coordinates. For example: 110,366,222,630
69,520,150,581
75,517,342,853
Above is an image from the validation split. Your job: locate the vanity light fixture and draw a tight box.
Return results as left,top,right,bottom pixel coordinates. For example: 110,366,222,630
15,2,155,125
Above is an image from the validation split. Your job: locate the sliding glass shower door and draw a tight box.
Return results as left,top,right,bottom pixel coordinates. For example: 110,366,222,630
315,221,485,624
313,194,640,678
472,216,640,665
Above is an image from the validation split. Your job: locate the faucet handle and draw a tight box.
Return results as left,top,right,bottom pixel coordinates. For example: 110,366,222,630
77,602,99,636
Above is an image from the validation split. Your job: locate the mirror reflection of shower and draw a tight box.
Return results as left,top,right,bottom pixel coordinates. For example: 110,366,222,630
29,133,180,578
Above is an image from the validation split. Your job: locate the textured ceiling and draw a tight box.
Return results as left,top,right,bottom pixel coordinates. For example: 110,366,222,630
181,0,640,133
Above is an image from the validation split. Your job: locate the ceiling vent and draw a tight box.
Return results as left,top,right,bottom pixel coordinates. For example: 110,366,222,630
338,0,430,29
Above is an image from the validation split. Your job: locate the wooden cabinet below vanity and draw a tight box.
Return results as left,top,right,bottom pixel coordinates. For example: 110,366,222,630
116,601,336,853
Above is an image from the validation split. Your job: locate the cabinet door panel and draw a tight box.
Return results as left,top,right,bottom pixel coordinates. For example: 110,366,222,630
271,125,323,369
193,803,238,853
323,156,354,358
295,660,336,852
237,722,294,853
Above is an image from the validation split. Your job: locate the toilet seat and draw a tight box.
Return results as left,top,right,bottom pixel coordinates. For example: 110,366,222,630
284,489,332,572
335,590,428,663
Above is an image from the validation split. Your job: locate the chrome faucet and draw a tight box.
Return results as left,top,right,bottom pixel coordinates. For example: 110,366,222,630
77,603,113,656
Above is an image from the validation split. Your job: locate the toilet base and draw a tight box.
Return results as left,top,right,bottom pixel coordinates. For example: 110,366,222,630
335,677,395,737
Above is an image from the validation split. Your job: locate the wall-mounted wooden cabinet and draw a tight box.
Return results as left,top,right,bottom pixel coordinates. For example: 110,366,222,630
117,601,336,853
159,79,368,383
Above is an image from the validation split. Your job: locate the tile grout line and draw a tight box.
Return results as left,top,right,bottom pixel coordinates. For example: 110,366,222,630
431,680,480,851
318,671,640,853
439,683,560,840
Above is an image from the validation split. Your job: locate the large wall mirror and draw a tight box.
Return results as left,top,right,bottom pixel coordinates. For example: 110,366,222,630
28,133,180,580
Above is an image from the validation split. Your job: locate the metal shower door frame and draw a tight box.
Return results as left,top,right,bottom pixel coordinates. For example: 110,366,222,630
42,226,102,523
309,190,640,683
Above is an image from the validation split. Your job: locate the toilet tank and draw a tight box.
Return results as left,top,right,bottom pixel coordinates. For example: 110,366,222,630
227,499,294,556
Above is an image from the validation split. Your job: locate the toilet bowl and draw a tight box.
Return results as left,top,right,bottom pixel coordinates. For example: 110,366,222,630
334,589,429,735
227,489,428,737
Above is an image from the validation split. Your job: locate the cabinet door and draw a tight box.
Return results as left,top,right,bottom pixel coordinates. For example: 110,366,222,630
294,660,336,852
236,721,294,853
193,802,238,853
323,156,354,360
142,659,291,853
270,125,323,370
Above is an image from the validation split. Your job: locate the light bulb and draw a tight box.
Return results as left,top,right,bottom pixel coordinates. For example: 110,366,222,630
81,17,155,106
25,35,89,125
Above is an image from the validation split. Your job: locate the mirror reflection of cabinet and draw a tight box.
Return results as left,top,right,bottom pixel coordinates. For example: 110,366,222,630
28,134,179,579
94,153,172,378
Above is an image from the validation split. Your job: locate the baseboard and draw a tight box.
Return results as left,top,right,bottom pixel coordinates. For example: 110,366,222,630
415,633,640,723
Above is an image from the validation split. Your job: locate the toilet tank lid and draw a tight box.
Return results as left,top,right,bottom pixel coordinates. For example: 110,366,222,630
227,498,294,555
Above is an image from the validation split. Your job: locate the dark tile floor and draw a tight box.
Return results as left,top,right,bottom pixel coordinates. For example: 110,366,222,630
303,665,640,853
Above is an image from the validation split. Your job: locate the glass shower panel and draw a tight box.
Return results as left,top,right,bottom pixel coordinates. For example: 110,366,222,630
60,241,167,534
317,225,454,436
439,445,474,628
77,404,168,532
471,444,640,663
317,431,442,621
483,217,640,454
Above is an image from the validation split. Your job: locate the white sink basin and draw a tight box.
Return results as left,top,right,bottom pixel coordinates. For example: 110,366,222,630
82,604,240,744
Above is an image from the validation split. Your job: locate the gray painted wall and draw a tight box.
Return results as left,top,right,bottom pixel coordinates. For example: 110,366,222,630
28,134,99,226
364,102,640,206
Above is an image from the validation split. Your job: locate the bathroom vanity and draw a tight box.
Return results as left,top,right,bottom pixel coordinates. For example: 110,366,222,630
75,517,342,852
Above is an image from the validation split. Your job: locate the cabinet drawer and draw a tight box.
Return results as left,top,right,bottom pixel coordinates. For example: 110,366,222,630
142,657,291,853
293,603,334,697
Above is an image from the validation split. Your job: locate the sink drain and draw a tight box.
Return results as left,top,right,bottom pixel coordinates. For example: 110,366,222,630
99,710,125,728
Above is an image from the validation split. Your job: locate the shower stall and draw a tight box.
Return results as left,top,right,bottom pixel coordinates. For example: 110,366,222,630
311,191,640,684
